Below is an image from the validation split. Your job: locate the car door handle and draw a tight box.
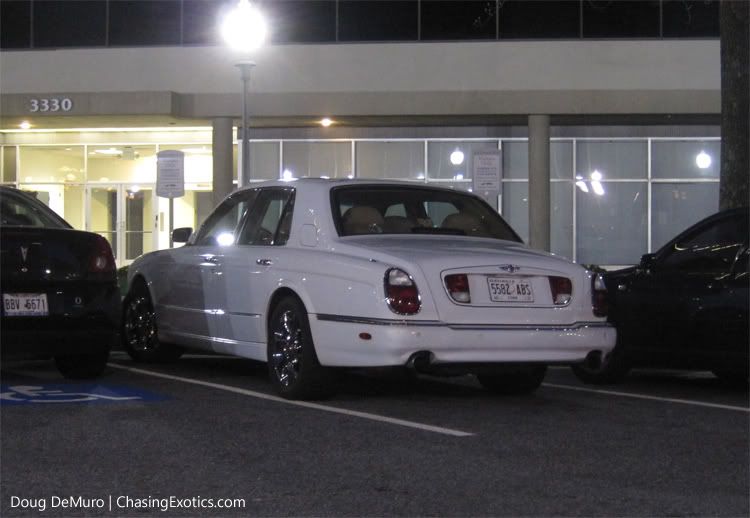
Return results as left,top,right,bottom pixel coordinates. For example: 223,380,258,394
201,255,219,265
256,259,273,266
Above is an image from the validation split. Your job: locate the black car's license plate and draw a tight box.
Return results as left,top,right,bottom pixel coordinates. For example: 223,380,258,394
2,293,49,316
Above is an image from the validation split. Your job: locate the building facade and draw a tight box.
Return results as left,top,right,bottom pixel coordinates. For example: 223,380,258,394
0,0,722,267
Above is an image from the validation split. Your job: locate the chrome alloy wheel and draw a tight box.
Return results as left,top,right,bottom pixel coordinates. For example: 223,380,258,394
124,295,158,352
270,309,304,387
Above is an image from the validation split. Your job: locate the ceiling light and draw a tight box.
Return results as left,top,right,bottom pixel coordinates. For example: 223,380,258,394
695,151,712,169
450,149,465,166
19,121,31,130
590,170,603,182
320,118,333,127
94,148,123,156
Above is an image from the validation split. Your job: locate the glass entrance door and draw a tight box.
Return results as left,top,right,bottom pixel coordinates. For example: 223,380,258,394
89,184,155,265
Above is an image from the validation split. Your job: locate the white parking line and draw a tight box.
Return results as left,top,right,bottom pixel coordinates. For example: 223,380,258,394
542,383,750,413
107,363,474,437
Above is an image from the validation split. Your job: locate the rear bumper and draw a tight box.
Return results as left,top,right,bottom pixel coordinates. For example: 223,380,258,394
1,284,119,360
310,315,617,367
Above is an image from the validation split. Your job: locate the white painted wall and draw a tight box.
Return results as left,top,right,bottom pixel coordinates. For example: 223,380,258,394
1,40,718,95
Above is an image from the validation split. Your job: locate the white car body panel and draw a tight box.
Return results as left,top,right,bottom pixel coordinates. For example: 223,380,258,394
128,178,616,368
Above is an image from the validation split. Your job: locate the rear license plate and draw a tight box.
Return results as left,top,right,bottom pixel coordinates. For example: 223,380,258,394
3,293,49,316
487,277,534,302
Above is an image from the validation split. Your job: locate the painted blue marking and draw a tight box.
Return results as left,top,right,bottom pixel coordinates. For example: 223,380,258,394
0,384,166,405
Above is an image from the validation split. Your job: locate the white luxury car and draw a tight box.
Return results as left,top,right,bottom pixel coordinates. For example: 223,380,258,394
123,179,616,399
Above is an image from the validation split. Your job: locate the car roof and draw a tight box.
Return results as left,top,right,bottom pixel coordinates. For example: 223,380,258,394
235,177,477,196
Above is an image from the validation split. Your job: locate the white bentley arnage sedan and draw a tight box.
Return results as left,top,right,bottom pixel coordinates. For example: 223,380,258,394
123,179,616,399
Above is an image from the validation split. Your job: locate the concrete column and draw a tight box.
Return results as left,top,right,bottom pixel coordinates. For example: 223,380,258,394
528,115,551,251
212,117,234,208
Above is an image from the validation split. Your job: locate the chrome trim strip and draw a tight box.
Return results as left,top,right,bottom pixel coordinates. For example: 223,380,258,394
316,314,443,327
316,314,612,331
158,304,260,318
166,330,242,345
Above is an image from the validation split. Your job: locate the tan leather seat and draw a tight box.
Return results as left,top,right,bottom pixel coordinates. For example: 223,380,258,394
441,212,484,236
342,206,385,235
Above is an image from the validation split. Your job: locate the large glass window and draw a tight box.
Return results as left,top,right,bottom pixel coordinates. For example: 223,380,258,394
651,183,720,251
109,1,181,46
428,141,497,180
500,181,573,259
34,0,106,48
663,0,720,38
499,0,580,39
576,141,647,180
577,182,648,265
652,140,720,179
1,0,30,49
88,145,157,183
421,1,496,40
356,141,425,180
262,0,336,43
183,0,233,45
19,146,85,183
283,142,352,178
338,1,418,41
3,147,18,183
247,142,280,181
582,0,660,38
502,141,573,180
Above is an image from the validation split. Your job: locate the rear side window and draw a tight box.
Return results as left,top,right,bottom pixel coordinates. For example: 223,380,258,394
0,189,69,228
332,185,521,242
659,213,749,273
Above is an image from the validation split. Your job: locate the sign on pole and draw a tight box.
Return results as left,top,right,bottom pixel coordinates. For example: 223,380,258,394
472,150,502,211
156,150,185,248
156,150,185,199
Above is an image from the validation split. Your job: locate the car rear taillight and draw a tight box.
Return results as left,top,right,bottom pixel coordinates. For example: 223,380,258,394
548,276,572,305
89,235,116,274
592,273,608,317
445,274,471,303
385,268,421,315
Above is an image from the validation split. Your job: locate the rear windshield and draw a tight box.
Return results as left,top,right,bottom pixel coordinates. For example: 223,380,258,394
331,185,521,242
0,189,70,229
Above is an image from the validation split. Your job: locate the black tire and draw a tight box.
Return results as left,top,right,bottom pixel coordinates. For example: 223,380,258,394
267,296,336,400
476,365,547,395
571,342,630,385
55,350,110,379
122,281,184,363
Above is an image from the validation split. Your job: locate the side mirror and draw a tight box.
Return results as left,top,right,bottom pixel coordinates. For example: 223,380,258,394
172,227,193,244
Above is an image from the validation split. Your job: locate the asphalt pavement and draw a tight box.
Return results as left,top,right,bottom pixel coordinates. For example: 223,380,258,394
1,352,748,517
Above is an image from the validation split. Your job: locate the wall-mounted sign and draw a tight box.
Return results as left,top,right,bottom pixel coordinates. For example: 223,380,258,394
156,150,185,198
28,97,74,113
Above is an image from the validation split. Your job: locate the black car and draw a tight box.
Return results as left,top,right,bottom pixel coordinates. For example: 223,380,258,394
573,207,749,385
1,187,120,378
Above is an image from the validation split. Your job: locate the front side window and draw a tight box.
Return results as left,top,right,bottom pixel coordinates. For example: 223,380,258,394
332,186,521,242
659,213,748,273
194,190,257,246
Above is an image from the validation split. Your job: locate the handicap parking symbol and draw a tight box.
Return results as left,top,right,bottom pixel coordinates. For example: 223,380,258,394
0,384,166,405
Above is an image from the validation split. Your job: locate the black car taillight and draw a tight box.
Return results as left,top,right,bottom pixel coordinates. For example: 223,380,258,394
385,268,421,315
548,276,572,305
89,235,117,274
445,274,471,303
592,273,608,317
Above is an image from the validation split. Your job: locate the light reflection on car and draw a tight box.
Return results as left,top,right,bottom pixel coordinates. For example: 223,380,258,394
123,179,616,399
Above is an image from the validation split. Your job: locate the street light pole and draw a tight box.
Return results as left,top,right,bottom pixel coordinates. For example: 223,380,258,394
236,60,255,188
